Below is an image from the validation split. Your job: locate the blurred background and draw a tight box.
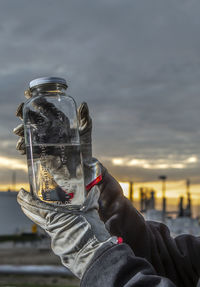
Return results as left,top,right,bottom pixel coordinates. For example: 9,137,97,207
1,0,200,286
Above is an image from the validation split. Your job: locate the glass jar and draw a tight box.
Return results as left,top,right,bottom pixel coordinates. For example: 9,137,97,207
23,77,85,209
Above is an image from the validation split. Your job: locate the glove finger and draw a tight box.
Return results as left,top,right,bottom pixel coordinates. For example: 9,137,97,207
16,137,26,154
45,156,71,189
18,188,75,215
32,97,69,124
17,188,56,214
13,123,24,137
16,99,54,125
24,89,67,122
21,206,47,227
13,92,32,135
27,109,48,124
24,89,32,99
16,103,24,120
78,102,92,132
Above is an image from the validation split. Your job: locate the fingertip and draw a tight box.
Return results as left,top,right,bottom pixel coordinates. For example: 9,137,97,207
24,89,32,99
16,103,24,119
13,124,24,136
16,137,25,153
19,187,29,194
17,187,31,203
78,102,91,128
81,102,88,108
81,102,89,115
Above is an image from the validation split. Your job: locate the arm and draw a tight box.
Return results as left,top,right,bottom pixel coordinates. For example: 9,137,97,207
13,98,199,286
81,243,176,287
98,171,151,260
98,170,200,287
146,221,200,287
18,188,176,287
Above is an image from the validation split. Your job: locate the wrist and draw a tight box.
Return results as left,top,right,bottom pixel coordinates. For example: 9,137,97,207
73,236,118,279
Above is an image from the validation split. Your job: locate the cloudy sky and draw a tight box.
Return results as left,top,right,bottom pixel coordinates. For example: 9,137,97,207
1,0,200,197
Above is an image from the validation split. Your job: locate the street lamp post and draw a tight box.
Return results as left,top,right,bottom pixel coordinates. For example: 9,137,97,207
159,175,167,222
129,181,133,203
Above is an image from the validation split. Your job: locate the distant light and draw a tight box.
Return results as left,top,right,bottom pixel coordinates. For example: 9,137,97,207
111,156,195,170
171,163,185,169
155,164,169,169
0,156,27,171
112,158,124,165
186,156,198,163
143,163,151,169
127,159,139,166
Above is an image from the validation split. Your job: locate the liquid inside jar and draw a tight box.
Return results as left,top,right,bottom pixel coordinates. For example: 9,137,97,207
26,142,85,207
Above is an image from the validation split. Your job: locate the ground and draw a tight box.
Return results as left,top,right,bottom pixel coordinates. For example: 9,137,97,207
0,275,79,287
0,248,80,287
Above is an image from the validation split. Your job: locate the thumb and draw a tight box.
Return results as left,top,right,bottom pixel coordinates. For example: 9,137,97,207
77,102,92,133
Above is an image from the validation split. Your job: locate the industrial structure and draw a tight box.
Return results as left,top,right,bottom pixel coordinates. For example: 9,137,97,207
127,178,200,236
0,191,33,235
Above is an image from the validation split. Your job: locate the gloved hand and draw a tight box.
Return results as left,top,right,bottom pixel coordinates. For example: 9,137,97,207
13,92,172,281
13,89,102,190
17,186,117,279
13,92,134,232
13,91,138,241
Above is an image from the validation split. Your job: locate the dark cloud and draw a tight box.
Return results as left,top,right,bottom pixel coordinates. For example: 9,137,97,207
1,0,200,183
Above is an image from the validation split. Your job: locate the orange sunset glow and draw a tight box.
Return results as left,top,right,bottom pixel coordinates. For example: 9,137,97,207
0,154,200,206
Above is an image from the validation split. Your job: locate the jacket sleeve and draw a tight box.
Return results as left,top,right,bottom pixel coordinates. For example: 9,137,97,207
98,171,200,287
81,243,176,287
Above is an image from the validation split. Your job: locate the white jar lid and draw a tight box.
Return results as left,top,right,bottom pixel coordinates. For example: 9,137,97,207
29,77,67,89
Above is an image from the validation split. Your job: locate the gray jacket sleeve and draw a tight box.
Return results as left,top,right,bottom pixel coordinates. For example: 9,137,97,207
81,243,176,287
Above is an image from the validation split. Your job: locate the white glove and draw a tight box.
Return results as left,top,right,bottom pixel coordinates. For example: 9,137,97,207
17,186,117,279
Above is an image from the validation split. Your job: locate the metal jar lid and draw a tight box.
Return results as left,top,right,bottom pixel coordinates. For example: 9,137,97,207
29,77,67,89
